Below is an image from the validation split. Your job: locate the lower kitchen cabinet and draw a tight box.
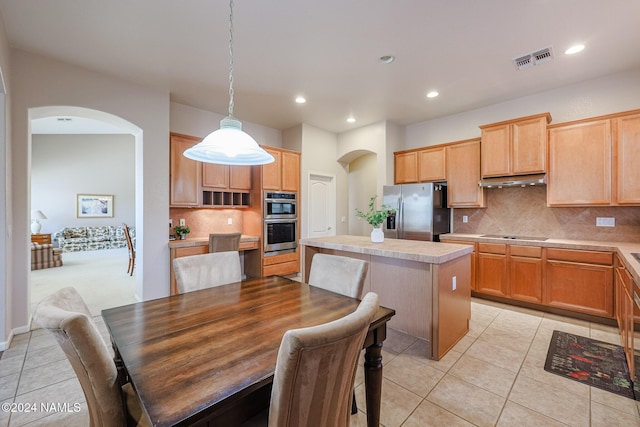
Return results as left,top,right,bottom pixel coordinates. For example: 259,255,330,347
544,248,614,318
615,255,635,379
441,240,476,290
477,243,508,297
509,245,543,304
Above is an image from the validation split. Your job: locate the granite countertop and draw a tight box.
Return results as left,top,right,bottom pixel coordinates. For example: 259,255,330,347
441,233,640,284
299,235,473,264
168,234,259,249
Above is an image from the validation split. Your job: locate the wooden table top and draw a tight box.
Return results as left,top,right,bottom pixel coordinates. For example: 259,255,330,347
102,275,395,426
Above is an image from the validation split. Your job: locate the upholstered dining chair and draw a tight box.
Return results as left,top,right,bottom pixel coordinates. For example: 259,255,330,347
308,253,368,301
122,223,135,276
307,253,369,414
268,292,379,427
209,232,242,253
32,287,150,427
173,251,242,294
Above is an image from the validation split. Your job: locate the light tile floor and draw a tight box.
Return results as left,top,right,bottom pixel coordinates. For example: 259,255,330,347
2,298,640,426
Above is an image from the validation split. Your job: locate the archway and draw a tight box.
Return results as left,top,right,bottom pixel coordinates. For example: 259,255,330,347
28,106,143,313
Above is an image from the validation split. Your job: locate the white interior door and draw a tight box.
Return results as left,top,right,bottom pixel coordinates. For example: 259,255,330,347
308,173,336,238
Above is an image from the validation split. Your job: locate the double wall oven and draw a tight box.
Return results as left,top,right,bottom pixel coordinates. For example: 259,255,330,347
264,191,297,256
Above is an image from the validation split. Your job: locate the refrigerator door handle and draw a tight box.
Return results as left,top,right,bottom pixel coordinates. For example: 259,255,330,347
398,199,404,238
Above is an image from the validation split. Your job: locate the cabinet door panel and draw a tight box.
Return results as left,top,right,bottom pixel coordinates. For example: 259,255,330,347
418,148,446,182
512,116,547,174
446,140,485,207
170,135,200,206
547,120,611,206
510,256,543,303
229,166,252,190
395,152,418,184
262,148,282,190
477,253,508,297
282,151,300,192
614,113,640,205
202,163,229,189
481,124,511,177
544,260,613,317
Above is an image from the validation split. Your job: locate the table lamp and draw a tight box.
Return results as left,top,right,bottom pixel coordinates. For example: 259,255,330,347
31,210,47,234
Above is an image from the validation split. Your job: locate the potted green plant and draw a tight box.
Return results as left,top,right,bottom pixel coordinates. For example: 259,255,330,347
355,195,396,243
173,225,190,240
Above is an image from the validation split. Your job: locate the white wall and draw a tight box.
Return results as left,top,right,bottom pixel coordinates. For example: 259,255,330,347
31,134,135,234
405,68,640,149
0,6,10,347
170,102,282,148
10,49,170,335
348,153,377,236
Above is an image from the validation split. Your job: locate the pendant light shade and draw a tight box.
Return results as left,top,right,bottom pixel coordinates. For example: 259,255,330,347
183,117,274,165
183,0,274,166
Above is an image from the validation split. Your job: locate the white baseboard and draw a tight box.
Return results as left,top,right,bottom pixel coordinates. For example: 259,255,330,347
0,324,31,351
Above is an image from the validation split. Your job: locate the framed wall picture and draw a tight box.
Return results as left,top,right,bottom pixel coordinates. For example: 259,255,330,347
77,194,114,218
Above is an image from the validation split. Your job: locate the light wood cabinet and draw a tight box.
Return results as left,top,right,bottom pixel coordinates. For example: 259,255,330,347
446,139,485,208
476,243,508,297
613,113,640,204
480,113,550,178
418,146,446,182
547,119,612,206
509,245,543,304
440,240,476,290
615,255,635,378
395,151,418,184
170,133,201,207
262,147,300,193
202,164,251,191
544,248,613,318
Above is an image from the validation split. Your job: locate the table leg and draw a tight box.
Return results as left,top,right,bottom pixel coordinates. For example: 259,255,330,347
364,342,383,427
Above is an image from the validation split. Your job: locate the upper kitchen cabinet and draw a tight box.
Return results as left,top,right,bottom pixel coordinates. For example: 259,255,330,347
170,133,201,207
480,113,551,177
547,109,640,207
394,146,446,184
446,139,485,208
548,119,611,206
614,112,640,205
202,163,251,191
262,146,300,192
394,151,418,184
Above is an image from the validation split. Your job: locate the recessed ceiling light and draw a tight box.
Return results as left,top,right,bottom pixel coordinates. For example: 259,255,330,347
379,55,395,64
346,117,356,123
565,44,585,55
426,91,439,98
295,96,306,104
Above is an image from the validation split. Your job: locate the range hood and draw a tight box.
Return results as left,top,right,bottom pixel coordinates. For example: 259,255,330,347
478,173,546,188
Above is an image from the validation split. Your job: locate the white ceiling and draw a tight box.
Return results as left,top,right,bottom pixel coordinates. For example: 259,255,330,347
3,0,640,134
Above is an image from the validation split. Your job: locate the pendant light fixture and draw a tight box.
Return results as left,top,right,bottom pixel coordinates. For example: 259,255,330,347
184,0,274,165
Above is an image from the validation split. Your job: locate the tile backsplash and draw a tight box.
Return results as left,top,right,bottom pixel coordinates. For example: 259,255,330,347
452,186,640,242
169,208,244,238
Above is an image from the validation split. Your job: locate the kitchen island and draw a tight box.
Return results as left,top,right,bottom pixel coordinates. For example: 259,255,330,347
299,235,473,360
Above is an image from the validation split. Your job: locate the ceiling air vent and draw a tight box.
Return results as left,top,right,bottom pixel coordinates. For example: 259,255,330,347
513,46,554,71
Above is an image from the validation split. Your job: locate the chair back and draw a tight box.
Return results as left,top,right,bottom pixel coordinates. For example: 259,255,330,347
173,251,242,294
269,292,379,427
308,253,368,298
32,287,126,427
122,223,135,275
208,232,241,253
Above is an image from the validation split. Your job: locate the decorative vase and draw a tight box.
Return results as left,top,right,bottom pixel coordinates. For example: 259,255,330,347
370,226,384,243
180,234,187,240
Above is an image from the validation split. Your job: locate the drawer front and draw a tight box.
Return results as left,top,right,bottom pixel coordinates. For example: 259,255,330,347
263,251,299,266
478,243,506,255
546,248,612,265
510,245,541,258
174,245,208,257
263,260,299,276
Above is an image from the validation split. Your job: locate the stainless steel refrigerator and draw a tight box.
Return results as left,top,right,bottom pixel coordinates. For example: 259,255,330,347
382,183,450,241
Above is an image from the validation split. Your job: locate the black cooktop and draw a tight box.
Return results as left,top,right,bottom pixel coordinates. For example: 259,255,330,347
481,234,548,241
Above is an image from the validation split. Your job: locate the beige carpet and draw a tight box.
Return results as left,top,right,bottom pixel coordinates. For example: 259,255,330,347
30,248,139,318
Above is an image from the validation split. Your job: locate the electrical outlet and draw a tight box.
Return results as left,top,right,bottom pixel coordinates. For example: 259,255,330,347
227,218,233,225
452,276,457,291
462,215,468,223
179,218,186,227
169,218,173,228
596,217,615,227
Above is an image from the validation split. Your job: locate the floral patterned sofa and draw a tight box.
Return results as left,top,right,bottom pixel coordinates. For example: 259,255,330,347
54,225,135,252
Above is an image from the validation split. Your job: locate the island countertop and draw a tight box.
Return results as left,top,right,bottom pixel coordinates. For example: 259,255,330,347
299,235,473,265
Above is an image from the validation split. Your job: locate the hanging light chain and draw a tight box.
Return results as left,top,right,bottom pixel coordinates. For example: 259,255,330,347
227,0,235,118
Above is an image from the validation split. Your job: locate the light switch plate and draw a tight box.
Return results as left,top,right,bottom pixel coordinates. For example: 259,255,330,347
596,217,615,227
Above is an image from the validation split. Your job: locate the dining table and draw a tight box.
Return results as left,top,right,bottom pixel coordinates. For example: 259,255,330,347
102,275,395,426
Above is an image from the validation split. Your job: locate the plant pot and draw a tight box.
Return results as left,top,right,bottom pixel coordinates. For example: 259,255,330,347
179,234,187,240
370,226,384,243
